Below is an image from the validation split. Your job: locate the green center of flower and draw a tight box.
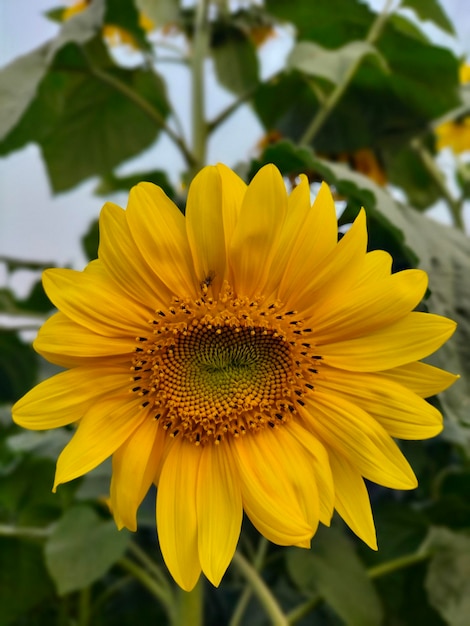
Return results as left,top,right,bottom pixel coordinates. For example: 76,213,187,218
130,286,318,445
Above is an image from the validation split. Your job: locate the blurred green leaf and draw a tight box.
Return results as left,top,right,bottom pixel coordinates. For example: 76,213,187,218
211,25,259,95
44,505,130,595
384,143,443,210
423,527,470,626
401,0,455,35
286,526,383,626
0,0,105,142
0,538,55,626
0,332,39,403
82,219,100,261
135,0,179,24
95,169,176,197
7,429,72,461
288,40,388,85
0,31,171,192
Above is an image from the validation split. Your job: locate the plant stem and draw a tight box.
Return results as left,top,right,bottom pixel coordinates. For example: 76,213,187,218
0,524,52,539
77,587,91,626
411,138,466,230
286,594,322,625
175,579,204,626
229,537,269,626
190,0,210,176
367,549,430,579
232,550,289,626
118,556,176,622
128,540,171,592
300,0,397,146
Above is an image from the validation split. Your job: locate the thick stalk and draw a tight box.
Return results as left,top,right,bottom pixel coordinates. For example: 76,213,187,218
190,0,210,176
229,537,269,626
300,0,398,146
175,579,204,626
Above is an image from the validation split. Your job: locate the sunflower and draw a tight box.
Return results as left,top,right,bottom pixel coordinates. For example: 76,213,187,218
12,164,457,590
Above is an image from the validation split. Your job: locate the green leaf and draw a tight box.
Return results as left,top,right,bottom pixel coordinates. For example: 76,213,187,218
95,169,176,197
0,331,39,403
0,0,105,142
286,526,383,626
82,218,100,261
105,0,153,51
135,0,180,24
0,538,55,626
401,0,455,35
211,25,259,95
44,505,130,595
423,527,470,626
288,41,388,85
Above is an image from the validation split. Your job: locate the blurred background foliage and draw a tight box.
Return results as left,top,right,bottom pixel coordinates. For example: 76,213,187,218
1,0,470,624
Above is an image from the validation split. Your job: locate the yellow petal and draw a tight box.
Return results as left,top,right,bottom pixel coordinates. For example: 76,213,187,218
318,312,457,371
156,438,201,591
126,182,198,298
315,366,443,439
300,392,417,489
264,175,313,299
232,429,314,547
328,448,377,550
311,269,428,343
12,367,130,430
99,202,171,306
54,394,146,490
111,418,166,531
186,166,226,296
197,443,242,586
229,164,287,297
278,182,338,305
43,268,150,337
216,162,247,252
35,312,135,364
293,209,368,317
381,361,459,398
286,420,335,526
355,249,393,284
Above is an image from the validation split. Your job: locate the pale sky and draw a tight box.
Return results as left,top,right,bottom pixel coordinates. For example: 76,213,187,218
0,0,469,297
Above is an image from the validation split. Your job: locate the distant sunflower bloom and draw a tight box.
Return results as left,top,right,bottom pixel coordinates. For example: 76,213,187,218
13,164,457,590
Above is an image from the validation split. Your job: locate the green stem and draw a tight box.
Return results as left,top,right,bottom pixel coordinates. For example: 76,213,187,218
86,64,196,168
77,587,91,626
175,579,204,626
0,524,52,539
411,138,466,230
232,551,289,626
128,540,171,592
300,0,397,146
118,556,176,622
367,549,430,579
190,0,210,176
229,537,269,626
286,594,322,625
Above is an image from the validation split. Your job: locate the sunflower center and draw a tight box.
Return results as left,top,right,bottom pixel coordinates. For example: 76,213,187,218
130,286,318,445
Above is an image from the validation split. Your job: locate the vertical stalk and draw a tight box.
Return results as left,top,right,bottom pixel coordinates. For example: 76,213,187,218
175,579,204,626
191,0,211,177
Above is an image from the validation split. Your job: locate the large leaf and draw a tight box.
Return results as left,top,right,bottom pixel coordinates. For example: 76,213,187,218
0,331,39,403
0,0,105,142
44,505,130,595
423,527,470,626
401,0,455,35
0,538,55,626
288,40,388,85
286,526,383,626
0,36,170,191
211,24,259,95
